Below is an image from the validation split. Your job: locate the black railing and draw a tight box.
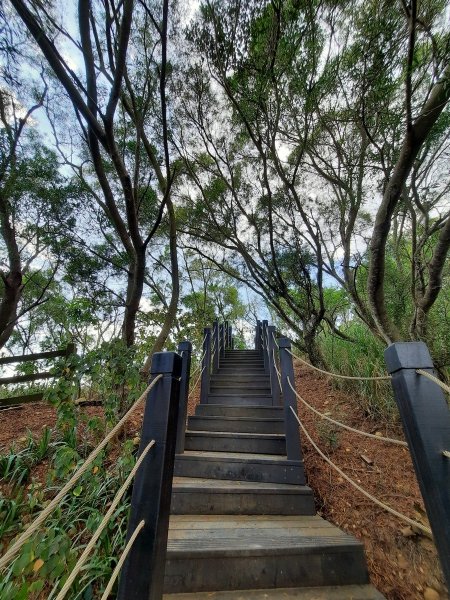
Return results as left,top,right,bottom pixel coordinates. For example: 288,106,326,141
117,318,450,596
266,321,450,589
385,342,450,587
118,319,234,598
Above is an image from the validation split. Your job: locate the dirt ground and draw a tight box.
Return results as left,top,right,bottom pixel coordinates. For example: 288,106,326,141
293,364,447,600
0,370,447,600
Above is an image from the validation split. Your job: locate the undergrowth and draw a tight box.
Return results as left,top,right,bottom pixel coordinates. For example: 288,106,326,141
0,340,145,599
318,323,398,422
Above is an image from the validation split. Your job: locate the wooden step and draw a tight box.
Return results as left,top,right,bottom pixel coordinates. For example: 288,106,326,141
210,388,271,397
164,585,386,599
187,415,284,434
164,515,369,593
175,451,305,484
171,477,315,515
210,378,270,388
185,431,286,455
207,395,274,406
195,404,283,419
218,366,266,372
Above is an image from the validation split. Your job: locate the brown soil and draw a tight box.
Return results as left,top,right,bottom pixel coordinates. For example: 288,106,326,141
295,364,447,600
0,372,447,600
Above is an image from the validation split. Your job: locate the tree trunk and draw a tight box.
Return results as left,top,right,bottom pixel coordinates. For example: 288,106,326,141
367,64,450,343
0,191,22,349
142,197,179,375
122,246,146,347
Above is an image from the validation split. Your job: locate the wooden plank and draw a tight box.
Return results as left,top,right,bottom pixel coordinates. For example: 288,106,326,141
0,371,54,385
0,392,44,408
0,344,75,366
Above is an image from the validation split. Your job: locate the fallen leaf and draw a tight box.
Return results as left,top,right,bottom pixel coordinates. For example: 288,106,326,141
33,559,44,572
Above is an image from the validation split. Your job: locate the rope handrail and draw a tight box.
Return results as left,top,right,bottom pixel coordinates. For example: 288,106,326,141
0,374,163,571
286,377,407,447
272,348,282,390
289,405,432,536
100,520,145,600
416,369,450,395
55,439,155,600
286,348,392,382
189,365,205,398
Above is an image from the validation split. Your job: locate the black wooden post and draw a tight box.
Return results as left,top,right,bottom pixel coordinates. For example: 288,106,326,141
213,320,219,373
267,325,281,406
200,327,211,404
279,337,303,461
117,351,182,600
262,320,269,374
227,324,232,348
175,341,192,454
224,320,229,349
221,322,226,356
255,320,262,353
385,342,450,588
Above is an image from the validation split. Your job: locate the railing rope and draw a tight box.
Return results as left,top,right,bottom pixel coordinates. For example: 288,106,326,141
416,368,450,395
100,520,145,600
54,439,156,600
288,403,432,537
286,348,392,381
286,377,407,447
0,375,162,571
117,351,182,600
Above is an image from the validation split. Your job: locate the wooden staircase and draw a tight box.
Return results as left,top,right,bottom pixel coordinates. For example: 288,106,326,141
164,349,385,599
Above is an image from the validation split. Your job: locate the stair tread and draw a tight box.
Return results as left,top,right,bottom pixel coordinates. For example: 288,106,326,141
167,514,362,556
172,477,311,493
186,431,285,439
164,585,385,599
179,450,295,462
190,416,284,422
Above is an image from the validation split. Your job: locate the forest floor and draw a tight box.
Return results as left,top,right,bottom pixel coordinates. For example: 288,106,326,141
0,370,447,600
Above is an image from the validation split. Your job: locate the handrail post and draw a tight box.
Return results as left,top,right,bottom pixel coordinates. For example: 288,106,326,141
200,327,211,404
227,323,232,348
255,320,262,353
224,320,229,349
213,320,219,373
117,351,182,600
279,337,303,461
262,319,269,374
385,342,450,588
175,341,192,454
220,322,226,357
267,325,281,406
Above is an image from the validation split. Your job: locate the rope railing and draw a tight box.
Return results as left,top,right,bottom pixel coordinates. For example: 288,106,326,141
288,404,432,537
189,365,205,398
55,439,156,600
285,348,392,382
0,374,163,571
100,519,145,600
272,348,282,390
286,377,407,447
416,369,450,395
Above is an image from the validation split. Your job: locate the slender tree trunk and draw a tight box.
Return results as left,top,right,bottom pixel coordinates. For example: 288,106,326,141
122,246,146,347
0,192,22,349
367,64,450,343
142,197,179,375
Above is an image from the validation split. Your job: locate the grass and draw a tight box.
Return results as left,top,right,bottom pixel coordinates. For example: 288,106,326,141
318,323,397,422
0,423,137,600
